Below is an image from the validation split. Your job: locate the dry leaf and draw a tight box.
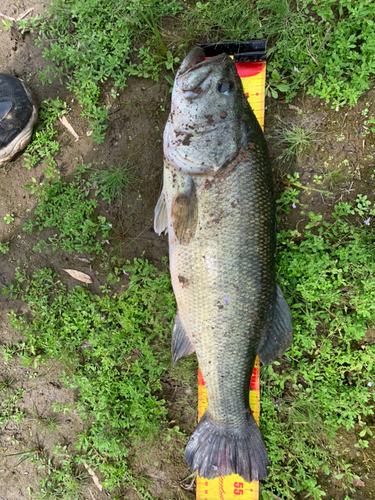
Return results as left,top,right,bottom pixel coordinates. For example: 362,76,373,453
59,115,80,141
84,463,103,491
353,478,365,487
63,269,92,283
75,257,91,263
288,104,301,112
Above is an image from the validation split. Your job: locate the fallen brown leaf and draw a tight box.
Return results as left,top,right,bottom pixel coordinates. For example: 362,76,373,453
58,115,80,141
353,478,365,487
75,257,91,263
288,104,301,112
84,463,103,491
63,269,92,283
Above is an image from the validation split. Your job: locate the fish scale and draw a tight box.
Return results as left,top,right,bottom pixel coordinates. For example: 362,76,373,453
165,148,275,432
154,47,293,484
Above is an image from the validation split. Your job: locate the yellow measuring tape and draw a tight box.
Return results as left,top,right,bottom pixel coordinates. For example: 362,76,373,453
196,59,266,500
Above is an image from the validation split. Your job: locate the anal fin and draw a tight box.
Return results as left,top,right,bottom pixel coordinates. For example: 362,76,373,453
172,312,195,364
257,284,293,366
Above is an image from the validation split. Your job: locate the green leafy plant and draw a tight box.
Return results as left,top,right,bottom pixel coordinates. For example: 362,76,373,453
20,0,182,142
3,258,175,493
4,213,15,224
0,385,25,425
23,97,67,178
0,241,10,254
260,195,375,498
28,445,88,500
23,167,112,254
182,0,375,107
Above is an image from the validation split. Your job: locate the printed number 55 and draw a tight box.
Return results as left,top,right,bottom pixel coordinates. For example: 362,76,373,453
234,482,243,495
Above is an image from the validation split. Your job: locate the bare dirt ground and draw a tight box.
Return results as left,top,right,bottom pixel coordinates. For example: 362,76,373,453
0,1,375,499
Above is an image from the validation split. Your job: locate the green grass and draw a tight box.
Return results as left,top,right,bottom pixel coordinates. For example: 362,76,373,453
89,162,135,205
4,187,375,498
182,0,375,107
259,193,375,499
20,0,182,142
20,0,375,144
4,1,375,496
28,445,89,500
3,258,175,494
23,165,112,255
269,118,319,164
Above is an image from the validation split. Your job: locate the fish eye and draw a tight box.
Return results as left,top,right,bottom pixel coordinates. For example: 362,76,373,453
217,81,231,94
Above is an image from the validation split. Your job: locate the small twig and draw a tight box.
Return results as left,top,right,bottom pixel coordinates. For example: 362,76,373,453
180,471,196,491
341,112,348,130
320,192,334,206
0,13,15,21
339,180,354,195
282,178,332,196
0,7,34,22
295,219,305,233
17,7,34,21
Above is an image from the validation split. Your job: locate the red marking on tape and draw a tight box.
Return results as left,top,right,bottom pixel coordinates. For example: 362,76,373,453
250,367,260,389
198,368,205,386
219,477,225,500
235,62,264,78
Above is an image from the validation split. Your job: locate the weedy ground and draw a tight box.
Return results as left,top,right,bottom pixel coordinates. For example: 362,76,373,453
1,0,375,499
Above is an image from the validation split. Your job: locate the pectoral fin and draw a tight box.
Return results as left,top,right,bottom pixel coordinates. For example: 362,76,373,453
154,189,168,235
171,176,198,245
257,284,293,366
171,312,195,364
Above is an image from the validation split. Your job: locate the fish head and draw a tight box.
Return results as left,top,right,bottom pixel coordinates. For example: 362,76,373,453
164,47,249,175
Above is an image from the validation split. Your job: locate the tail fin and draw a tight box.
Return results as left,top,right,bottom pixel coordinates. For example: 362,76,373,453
184,411,270,483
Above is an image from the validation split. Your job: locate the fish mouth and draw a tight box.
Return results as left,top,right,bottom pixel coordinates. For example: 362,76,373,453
177,48,231,95
178,47,229,77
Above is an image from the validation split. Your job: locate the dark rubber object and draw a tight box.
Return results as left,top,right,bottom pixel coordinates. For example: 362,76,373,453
0,73,37,165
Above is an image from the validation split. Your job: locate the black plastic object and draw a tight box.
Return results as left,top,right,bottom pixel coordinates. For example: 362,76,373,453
199,40,266,62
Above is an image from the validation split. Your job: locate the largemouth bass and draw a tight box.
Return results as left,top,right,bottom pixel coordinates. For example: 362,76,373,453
154,47,292,483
